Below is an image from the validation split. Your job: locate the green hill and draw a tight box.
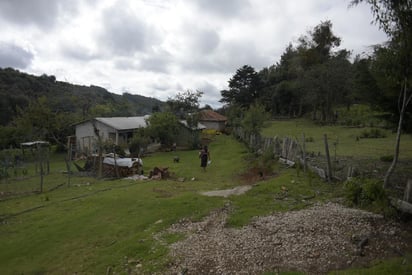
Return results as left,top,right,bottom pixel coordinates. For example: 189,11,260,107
0,67,165,126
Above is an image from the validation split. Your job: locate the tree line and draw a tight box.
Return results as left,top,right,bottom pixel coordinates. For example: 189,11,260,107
219,20,411,131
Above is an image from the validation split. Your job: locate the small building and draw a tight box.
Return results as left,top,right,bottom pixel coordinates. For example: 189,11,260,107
176,120,206,148
75,116,149,154
198,110,227,131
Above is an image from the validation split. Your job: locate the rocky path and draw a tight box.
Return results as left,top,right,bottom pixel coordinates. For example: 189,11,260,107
160,202,410,274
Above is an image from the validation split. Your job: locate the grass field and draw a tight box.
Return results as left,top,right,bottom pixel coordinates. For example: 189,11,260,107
261,119,412,159
0,133,410,274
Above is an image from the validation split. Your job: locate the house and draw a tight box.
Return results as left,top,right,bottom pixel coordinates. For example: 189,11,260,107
75,116,149,154
198,110,227,131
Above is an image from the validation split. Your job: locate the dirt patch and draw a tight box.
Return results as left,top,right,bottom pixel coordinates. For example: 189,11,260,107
160,202,411,274
238,167,278,184
201,185,252,198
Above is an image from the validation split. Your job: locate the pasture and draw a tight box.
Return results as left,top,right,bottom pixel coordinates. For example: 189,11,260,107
261,119,412,159
0,129,411,274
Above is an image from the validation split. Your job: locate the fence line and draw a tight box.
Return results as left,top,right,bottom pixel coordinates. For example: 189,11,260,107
232,127,341,182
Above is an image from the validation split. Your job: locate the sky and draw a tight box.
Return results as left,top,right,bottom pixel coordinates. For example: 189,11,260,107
0,0,388,108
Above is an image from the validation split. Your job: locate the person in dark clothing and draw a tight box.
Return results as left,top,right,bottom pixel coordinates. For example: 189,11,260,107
199,145,210,171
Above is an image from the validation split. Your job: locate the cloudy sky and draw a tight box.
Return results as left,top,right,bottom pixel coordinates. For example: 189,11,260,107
0,0,387,108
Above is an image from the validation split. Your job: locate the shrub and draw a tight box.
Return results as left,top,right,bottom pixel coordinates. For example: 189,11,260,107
202,129,218,136
344,178,392,215
305,136,314,142
380,155,394,162
359,128,387,139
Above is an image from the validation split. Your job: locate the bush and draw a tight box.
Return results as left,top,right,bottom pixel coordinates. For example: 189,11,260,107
305,136,315,142
380,155,394,162
359,128,387,139
344,178,392,214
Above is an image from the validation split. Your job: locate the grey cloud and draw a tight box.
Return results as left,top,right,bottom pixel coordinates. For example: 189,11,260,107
99,5,159,56
114,50,172,73
190,28,220,55
196,81,223,108
61,44,101,61
0,42,34,69
138,55,171,73
191,0,250,17
114,59,139,70
150,80,182,92
181,40,268,74
0,0,78,29
219,41,269,70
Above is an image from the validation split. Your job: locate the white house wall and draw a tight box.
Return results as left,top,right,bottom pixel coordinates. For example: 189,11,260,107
76,120,116,154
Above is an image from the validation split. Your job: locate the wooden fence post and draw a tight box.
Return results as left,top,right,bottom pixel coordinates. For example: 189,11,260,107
324,134,332,182
302,133,306,173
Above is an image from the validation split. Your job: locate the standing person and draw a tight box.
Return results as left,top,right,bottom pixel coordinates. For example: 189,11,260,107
199,145,210,171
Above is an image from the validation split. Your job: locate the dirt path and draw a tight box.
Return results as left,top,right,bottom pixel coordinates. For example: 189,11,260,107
159,202,410,274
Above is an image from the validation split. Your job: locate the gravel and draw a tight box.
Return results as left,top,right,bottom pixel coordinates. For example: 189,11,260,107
159,202,409,274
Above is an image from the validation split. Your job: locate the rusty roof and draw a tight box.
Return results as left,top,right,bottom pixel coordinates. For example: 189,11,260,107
198,110,227,122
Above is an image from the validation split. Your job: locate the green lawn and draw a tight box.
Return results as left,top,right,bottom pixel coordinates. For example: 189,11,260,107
0,133,410,274
261,119,412,159
0,134,248,274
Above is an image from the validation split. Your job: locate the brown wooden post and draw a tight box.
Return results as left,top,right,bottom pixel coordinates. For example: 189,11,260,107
302,133,306,173
324,134,332,182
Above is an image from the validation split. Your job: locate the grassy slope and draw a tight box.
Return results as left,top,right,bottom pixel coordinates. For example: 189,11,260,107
0,133,410,274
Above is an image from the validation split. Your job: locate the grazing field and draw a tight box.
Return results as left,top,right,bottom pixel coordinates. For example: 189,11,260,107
0,134,410,274
261,119,412,159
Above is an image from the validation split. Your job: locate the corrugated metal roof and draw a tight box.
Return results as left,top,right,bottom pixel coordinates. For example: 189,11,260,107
95,116,149,130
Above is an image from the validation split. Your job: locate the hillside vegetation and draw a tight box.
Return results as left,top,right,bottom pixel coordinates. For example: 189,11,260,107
0,68,163,125
0,68,164,148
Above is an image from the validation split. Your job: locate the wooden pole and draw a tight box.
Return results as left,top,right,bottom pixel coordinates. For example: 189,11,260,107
66,143,72,187
324,134,332,182
114,146,119,178
37,143,44,193
302,133,306,173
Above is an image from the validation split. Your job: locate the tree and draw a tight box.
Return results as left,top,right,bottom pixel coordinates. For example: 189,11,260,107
129,128,150,157
242,103,270,136
146,112,180,147
220,65,261,108
351,0,412,188
167,90,203,118
259,44,306,117
166,89,203,129
13,96,75,148
352,56,381,106
297,22,350,122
